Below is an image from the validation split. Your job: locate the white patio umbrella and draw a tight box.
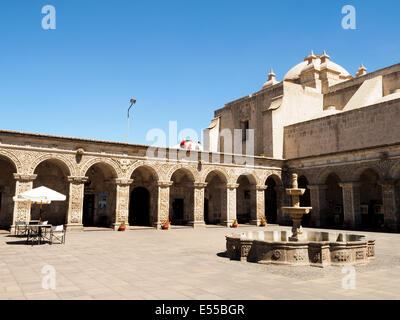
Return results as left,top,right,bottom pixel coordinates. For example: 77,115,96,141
13,186,66,221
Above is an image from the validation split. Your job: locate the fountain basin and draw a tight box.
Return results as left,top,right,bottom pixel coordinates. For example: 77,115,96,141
226,230,375,267
285,188,307,196
281,207,312,215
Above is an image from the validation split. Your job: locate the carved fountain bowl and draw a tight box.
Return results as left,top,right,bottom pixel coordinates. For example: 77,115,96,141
225,230,375,267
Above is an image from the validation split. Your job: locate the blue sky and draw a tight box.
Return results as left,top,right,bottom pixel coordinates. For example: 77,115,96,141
0,0,399,146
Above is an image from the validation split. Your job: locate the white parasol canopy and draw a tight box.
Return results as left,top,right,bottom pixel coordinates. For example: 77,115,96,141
13,186,66,204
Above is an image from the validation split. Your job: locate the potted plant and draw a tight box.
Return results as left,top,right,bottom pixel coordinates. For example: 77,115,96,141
118,221,126,231
161,219,171,230
232,219,238,228
260,216,267,227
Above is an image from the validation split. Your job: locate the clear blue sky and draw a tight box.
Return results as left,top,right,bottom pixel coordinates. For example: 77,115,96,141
0,0,399,146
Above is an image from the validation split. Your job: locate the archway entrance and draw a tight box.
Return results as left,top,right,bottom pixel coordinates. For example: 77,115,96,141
360,168,383,230
325,173,343,227
33,160,69,226
265,177,277,224
83,163,117,228
170,169,194,226
129,187,150,226
236,175,255,224
204,171,227,225
298,176,311,227
129,166,158,227
0,157,16,230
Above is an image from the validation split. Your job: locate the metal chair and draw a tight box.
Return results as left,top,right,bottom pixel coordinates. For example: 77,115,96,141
50,225,66,244
14,221,27,236
26,225,40,246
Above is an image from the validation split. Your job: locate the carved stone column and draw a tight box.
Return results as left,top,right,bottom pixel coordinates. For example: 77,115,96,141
155,181,173,229
250,185,266,226
66,176,88,232
113,178,133,230
379,181,398,231
308,184,328,227
339,182,361,228
223,183,239,227
189,182,207,228
11,174,37,233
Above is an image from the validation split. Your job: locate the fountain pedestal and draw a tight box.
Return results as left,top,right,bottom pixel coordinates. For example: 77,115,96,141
281,174,312,241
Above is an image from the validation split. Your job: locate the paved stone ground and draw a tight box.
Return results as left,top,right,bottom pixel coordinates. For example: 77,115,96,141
0,225,399,300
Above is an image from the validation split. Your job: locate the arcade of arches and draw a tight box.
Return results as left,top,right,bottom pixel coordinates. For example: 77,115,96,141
0,134,399,232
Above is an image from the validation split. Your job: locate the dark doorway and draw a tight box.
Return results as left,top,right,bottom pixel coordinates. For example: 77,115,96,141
172,198,184,224
83,194,95,226
204,198,209,224
265,177,277,224
129,187,150,226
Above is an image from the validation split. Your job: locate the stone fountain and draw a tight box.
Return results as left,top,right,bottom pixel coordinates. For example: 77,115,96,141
225,173,376,267
282,173,312,241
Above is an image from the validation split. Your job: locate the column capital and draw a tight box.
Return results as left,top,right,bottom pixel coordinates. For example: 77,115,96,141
13,173,37,182
68,176,89,184
157,181,173,188
339,182,361,189
115,178,134,186
378,180,396,187
227,183,239,190
255,185,267,191
307,184,328,191
193,182,207,189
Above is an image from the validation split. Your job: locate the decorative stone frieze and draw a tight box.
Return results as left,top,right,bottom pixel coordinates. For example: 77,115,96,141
11,173,37,232
379,180,398,231
66,176,88,231
190,182,207,228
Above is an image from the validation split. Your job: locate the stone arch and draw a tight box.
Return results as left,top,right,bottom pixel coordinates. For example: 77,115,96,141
358,167,383,229
30,153,75,176
128,162,160,181
127,161,160,181
263,172,283,186
201,167,229,183
316,169,343,185
351,165,380,181
81,157,121,178
389,161,400,180
234,170,258,185
32,156,71,226
0,150,22,173
0,152,19,229
166,164,199,183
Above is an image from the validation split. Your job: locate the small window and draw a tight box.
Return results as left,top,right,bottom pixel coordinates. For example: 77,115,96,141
241,120,249,141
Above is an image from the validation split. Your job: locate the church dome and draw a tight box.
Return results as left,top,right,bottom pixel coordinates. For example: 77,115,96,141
283,51,352,81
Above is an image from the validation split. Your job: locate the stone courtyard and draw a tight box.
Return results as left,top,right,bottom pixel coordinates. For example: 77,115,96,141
0,225,399,300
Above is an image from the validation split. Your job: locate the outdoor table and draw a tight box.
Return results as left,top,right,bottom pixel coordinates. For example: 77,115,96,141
26,224,53,245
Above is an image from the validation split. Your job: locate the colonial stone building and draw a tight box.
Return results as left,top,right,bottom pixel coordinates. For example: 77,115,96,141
0,51,399,232
203,51,400,231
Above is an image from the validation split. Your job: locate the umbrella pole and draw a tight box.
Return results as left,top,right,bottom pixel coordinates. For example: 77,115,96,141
39,201,43,223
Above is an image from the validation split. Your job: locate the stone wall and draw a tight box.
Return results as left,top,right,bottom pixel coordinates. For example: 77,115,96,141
284,98,400,159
